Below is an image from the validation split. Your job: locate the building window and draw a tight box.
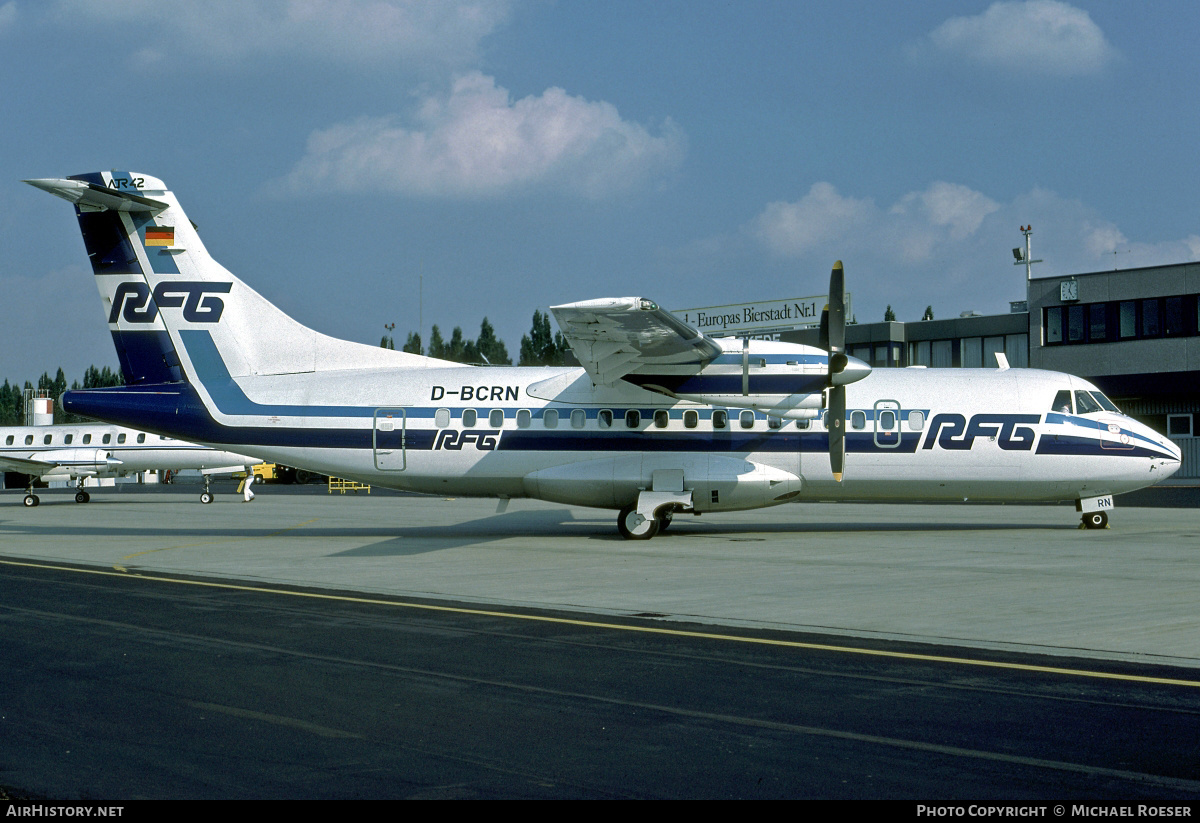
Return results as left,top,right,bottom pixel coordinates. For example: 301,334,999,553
961,337,982,368
1066,305,1086,342
1142,299,1160,337
1045,307,1063,344
1005,334,1029,368
931,340,953,367
1119,301,1137,339
1089,304,1107,341
911,340,931,367
1167,414,1192,438
1165,296,1184,336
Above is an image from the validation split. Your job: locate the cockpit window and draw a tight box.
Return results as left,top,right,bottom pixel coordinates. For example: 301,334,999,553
1090,391,1120,413
1051,390,1073,414
1074,390,1102,415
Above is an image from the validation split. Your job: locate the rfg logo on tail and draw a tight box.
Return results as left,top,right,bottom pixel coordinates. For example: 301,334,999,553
109,282,232,324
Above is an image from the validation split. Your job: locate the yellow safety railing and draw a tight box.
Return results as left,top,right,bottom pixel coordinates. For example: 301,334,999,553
328,477,371,494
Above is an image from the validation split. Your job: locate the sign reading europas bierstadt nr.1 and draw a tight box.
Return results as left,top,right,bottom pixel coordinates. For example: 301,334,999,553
672,294,849,338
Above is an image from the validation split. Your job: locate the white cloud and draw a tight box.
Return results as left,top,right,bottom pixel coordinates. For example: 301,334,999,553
741,182,1198,322
53,0,513,67
275,72,687,199
752,181,997,262
921,1,1117,76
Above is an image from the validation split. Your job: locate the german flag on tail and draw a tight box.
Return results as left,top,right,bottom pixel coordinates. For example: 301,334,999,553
145,226,174,247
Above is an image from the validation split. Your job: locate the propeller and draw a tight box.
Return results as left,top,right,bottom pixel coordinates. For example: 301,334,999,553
819,262,848,482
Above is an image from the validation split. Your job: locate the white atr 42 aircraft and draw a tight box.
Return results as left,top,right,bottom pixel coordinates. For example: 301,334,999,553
26,171,1181,538
1,421,260,507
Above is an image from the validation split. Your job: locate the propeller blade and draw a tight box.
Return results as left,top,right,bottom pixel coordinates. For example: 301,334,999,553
829,386,845,482
827,261,845,362
826,262,847,482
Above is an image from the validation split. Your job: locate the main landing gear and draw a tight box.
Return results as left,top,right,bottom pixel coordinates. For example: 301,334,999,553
617,501,683,540
200,474,214,504
74,477,90,504
23,477,39,507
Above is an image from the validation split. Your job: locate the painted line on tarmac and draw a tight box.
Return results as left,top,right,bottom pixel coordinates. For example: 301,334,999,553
3,556,1199,689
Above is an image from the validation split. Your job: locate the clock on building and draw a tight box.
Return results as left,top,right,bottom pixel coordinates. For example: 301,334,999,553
1060,279,1079,302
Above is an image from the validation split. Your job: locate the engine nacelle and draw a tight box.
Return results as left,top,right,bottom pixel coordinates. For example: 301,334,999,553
523,453,800,512
35,449,121,478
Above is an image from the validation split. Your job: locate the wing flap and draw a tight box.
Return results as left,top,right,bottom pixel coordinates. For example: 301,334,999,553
551,297,722,384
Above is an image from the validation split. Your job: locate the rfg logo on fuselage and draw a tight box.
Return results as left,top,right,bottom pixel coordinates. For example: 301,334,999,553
921,413,1041,451
434,430,500,451
108,281,233,324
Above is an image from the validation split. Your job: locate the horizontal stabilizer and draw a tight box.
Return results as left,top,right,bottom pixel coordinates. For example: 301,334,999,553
24,178,168,213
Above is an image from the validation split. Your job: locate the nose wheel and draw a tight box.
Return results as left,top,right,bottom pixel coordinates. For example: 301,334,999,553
1081,511,1108,530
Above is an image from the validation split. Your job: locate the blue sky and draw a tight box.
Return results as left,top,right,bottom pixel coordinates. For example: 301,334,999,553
2,0,1198,383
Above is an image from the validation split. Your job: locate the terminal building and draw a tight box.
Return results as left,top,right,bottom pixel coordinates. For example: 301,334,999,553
782,260,1200,479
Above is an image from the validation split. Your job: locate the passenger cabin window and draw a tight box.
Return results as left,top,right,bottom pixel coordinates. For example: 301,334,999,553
683,410,699,429
462,409,477,427
543,409,559,429
654,410,669,428
117,433,126,444
571,409,586,429
435,408,451,428
44,434,53,445
137,433,146,444
796,419,811,430
1051,390,1073,414
879,410,896,430
4,435,12,445
517,409,531,428
64,434,73,445
767,416,782,430
908,410,925,430
625,409,640,428
83,434,92,444
489,409,504,427
102,434,111,444
1074,390,1102,414
712,410,728,429
851,410,866,430
25,435,34,445
598,410,613,429
739,410,755,429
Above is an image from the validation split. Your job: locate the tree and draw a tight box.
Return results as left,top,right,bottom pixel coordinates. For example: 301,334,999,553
884,305,896,322
427,324,446,359
519,310,571,366
922,305,934,321
402,331,423,355
475,318,511,365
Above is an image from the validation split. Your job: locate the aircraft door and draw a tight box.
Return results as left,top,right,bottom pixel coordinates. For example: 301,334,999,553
873,400,901,449
373,408,407,471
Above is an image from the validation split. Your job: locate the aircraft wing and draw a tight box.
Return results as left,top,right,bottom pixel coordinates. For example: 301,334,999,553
0,455,59,476
550,298,723,384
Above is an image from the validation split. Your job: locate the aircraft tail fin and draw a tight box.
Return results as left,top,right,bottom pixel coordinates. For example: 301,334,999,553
27,171,442,387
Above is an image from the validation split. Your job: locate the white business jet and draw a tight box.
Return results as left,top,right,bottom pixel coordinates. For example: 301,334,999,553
26,171,1181,537
1,421,261,506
